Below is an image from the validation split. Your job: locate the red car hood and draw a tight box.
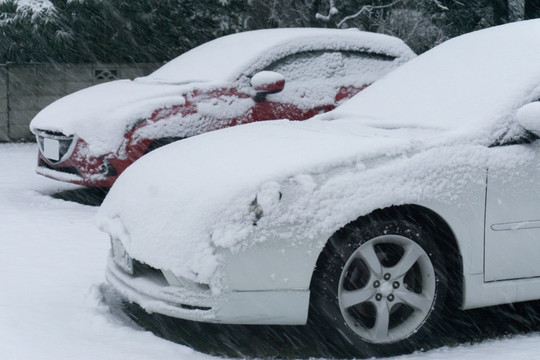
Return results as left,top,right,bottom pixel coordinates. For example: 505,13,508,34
30,79,193,156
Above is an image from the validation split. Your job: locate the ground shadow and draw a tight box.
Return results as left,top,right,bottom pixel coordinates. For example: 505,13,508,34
50,187,109,206
121,302,328,358
99,284,330,358
99,283,540,358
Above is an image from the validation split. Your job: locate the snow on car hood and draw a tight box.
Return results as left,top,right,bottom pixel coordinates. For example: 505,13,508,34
29,79,189,156
97,118,437,287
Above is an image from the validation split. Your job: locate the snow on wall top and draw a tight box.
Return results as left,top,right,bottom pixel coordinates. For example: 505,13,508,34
319,19,540,145
145,28,415,83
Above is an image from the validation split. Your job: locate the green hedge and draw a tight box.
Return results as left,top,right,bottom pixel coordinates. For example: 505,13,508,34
0,0,248,63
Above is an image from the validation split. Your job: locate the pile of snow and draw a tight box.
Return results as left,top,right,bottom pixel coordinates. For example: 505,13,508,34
3,114,540,359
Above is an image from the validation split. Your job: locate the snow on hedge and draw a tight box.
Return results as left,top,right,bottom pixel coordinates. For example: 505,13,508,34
1,0,53,12
30,80,189,156
0,0,55,24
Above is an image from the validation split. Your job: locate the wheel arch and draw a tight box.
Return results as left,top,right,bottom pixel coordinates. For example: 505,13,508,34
309,204,464,309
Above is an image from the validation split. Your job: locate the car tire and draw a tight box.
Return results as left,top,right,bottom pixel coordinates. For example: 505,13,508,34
309,218,448,357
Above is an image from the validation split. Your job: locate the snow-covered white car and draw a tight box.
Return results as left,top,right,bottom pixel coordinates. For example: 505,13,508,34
97,20,540,356
29,28,414,188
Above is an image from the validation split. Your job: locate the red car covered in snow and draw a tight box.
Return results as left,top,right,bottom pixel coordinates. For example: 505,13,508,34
30,28,414,187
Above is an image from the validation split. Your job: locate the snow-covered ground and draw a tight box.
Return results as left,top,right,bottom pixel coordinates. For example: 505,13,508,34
0,143,210,360
3,142,540,360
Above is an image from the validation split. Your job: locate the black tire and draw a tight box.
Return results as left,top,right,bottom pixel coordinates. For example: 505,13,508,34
309,218,448,357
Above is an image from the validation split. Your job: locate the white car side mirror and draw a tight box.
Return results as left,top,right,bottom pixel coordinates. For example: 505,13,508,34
517,102,540,136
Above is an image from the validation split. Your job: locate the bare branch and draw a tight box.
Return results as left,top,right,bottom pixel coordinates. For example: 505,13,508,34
431,0,449,10
337,0,401,28
431,0,465,9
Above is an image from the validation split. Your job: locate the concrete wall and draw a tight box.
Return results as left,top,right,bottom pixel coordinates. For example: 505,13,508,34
0,65,8,142
0,63,160,141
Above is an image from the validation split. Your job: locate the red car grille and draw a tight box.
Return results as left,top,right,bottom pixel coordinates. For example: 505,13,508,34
36,130,75,163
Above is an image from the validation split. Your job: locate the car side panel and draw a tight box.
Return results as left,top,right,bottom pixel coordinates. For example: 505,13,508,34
484,143,540,281
223,169,487,301
224,147,540,311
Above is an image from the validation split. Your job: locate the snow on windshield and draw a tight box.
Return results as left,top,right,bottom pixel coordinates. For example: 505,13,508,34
143,27,414,83
321,19,540,145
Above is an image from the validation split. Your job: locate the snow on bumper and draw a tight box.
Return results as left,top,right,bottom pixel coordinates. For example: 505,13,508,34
35,166,85,183
106,253,310,325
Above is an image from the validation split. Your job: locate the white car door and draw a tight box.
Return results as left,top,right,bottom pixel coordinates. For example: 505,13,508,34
484,141,540,281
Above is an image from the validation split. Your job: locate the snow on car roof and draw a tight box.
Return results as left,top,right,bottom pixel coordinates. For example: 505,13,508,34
320,19,540,145
143,28,414,83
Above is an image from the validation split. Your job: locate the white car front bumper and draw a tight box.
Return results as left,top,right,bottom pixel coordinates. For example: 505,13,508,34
105,253,310,325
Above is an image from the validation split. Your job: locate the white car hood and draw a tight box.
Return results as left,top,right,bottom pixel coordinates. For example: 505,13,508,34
30,79,190,156
97,119,436,286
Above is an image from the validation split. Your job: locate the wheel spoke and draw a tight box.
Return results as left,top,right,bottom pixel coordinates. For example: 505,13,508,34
358,242,383,278
391,243,423,279
340,287,376,309
372,301,390,339
394,288,433,314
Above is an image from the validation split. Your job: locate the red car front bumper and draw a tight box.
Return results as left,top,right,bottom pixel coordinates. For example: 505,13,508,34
35,132,151,188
